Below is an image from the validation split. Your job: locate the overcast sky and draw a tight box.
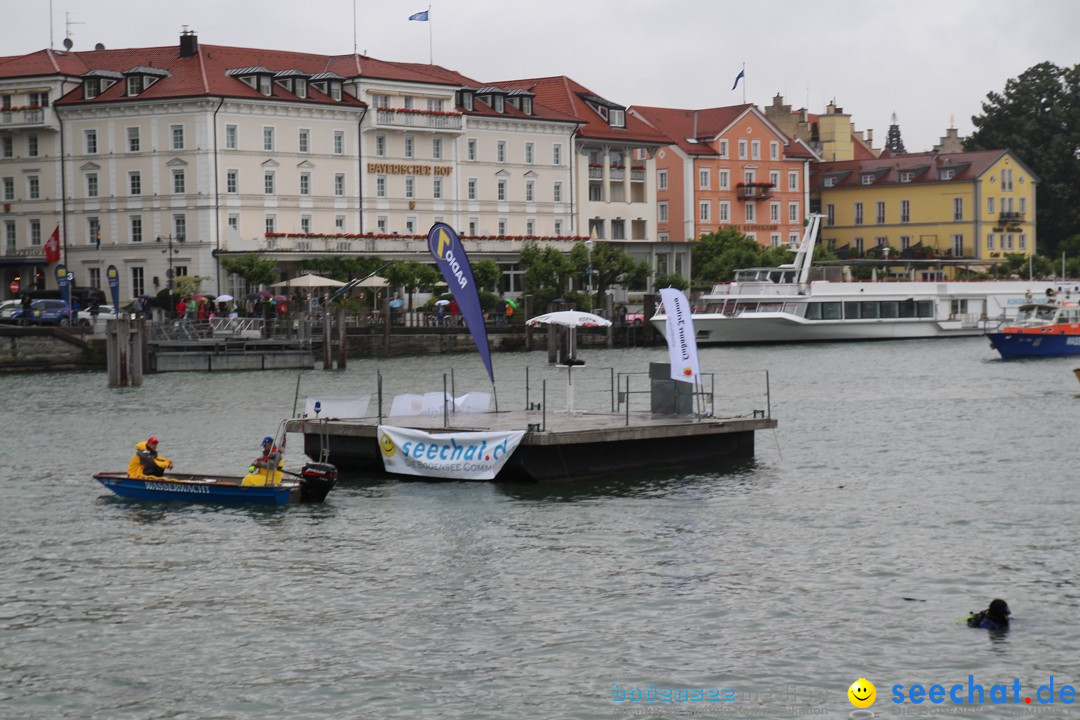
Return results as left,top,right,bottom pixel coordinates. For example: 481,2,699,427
6,0,1078,152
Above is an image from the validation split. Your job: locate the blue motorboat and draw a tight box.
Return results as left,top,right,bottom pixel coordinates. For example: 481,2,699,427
94,462,337,505
987,300,1080,358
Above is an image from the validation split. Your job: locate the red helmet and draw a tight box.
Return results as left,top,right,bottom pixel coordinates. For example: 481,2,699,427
147,436,158,445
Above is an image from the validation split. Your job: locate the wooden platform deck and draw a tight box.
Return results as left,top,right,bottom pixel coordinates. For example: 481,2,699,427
285,410,776,483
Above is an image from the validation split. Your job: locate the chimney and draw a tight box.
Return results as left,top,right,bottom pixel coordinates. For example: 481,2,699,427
179,29,198,58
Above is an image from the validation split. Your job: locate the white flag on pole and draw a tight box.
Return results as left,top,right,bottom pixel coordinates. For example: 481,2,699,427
659,288,701,385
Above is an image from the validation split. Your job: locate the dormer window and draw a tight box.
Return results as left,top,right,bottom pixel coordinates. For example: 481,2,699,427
259,76,272,96
522,97,532,115
330,83,341,101
941,168,954,180
85,79,100,99
824,177,837,187
461,91,474,111
127,76,143,96
861,174,875,185
296,79,307,99
609,108,625,128
493,95,504,113
899,171,914,183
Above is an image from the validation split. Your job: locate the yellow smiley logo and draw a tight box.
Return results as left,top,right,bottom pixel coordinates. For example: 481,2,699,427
848,678,876,709
378,433,396,457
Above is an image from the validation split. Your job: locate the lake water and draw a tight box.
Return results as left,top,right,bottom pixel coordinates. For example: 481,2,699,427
1,338,1078,719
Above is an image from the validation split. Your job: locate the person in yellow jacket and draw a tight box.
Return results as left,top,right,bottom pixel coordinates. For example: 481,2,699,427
127,437,173,479
241,435,283,486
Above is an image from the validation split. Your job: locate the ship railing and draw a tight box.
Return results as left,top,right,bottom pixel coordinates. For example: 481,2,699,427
705,282,804,297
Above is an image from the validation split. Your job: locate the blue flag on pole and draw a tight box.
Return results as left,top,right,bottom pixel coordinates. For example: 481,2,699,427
107,265,120,310
409,10,429,21
731,69,745,91
427,223,494,383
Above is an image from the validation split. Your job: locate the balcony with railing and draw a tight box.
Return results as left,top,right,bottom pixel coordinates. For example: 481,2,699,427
374,108,463,131
0,106,52,128
736,182,775,200
588,164,603,180
630,167,646,182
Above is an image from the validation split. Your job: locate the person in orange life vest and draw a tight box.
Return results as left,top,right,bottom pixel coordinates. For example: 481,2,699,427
127,437,173,478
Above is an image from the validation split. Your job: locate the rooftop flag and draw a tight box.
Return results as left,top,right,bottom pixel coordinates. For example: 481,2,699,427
409,10,429,21
731,68,745,91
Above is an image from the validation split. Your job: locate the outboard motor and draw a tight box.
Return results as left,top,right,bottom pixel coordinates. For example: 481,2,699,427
298,462,338,503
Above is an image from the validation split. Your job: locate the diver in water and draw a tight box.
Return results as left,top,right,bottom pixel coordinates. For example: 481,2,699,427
967,599,1010,630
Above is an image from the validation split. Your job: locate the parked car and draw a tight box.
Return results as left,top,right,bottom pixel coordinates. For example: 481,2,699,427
624,308,645,326
85,304,131,333
8,299,79,326
0,299,21,321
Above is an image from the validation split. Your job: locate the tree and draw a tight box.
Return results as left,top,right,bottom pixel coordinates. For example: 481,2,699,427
471,259,502,293
383,261,441,310
691,228,763,283
966,62,1080,257
297,256,386,281
221,254,278,288
173,275,210,298
519,243,572,312
654,272,689,291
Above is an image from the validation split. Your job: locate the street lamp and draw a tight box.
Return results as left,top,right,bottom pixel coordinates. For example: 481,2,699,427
585,238,594,312
157,234,184,313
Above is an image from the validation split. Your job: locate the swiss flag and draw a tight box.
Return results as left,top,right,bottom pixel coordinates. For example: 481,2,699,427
44,224,60,264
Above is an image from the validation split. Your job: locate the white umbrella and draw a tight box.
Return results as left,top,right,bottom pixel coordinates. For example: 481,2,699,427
525,310,612,413
269,274,346,289
216,294,234,302
356,275,389,288
434,299,450,306
525,310,612,329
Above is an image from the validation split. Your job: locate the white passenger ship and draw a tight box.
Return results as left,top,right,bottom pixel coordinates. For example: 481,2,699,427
653,215,1073,345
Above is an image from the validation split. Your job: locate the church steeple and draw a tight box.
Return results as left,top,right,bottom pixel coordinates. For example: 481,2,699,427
885,111,906,154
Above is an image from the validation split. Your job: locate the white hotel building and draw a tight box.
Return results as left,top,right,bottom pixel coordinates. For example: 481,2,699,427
0,32,675,301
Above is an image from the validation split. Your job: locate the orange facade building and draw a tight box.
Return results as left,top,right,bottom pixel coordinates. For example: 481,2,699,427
632,104,818,247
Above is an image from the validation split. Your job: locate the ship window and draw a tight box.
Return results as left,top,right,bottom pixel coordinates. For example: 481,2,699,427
880,301,899,318
806,303,821,320
822,302,841,320
861,302,879,319
917,301,934,318
898,300,917,318
844,302,861,319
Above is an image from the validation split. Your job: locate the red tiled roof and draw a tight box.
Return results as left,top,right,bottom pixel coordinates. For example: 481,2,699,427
388,63,581,124
491,75,673,145
0,48,88,78
0,40,587,124
810,149,1018,190
15,43,367,108
632,104,753,155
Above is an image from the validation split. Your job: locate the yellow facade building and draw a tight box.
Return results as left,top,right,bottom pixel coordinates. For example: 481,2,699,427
812,149,1038,272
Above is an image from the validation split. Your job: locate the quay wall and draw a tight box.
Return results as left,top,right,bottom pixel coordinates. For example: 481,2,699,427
0,327,99,372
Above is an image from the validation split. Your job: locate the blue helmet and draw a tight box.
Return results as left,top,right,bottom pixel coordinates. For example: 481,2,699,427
262,436,274,447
